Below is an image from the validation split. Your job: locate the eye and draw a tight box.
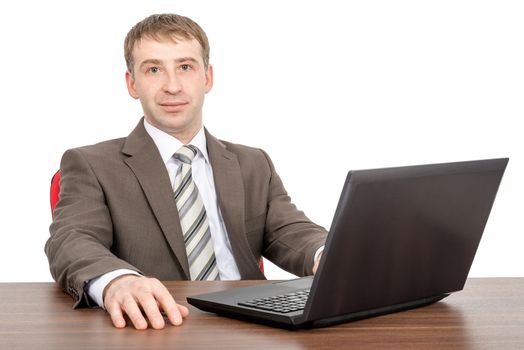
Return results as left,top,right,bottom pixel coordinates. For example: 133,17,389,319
148,67,160,74
180,64,191,72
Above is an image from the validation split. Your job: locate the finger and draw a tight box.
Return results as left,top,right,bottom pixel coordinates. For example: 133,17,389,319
121,295,148,330
106,302,127,329
177,304,190,318
137,292,166,330
153,281,184,326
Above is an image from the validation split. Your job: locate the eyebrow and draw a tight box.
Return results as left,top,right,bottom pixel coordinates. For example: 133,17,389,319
139,59,162,68
174,57,200,65
139,57,201,68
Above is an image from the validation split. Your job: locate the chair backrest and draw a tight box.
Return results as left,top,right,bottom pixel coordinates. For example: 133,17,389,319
49,169,264,272
50,170,61,218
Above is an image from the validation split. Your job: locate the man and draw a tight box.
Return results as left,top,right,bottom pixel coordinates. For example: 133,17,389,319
46,13,327,330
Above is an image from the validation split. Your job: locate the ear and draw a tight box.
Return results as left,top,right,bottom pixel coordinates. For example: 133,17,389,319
204,64,214,93
125,70,139,99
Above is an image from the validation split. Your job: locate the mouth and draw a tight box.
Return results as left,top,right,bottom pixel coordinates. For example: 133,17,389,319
159,101,189,113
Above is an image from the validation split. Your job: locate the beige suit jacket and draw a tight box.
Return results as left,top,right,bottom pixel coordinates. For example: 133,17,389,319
46,119,327,307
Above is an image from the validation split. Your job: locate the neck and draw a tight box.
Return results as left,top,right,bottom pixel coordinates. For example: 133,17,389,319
144,117,202,144
171,127,200,144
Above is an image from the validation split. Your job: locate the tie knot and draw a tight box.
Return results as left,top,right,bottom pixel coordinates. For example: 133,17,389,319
174,145,198,164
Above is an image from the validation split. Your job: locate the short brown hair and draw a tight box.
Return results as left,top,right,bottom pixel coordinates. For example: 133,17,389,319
124,13,210,73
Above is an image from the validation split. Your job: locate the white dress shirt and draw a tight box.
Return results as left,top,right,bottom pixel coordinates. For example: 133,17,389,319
86,120,241,308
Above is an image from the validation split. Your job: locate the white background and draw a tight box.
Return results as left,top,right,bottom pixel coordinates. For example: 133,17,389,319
0,0,522,282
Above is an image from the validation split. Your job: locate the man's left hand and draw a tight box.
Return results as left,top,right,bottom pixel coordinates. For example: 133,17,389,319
312,253,322,274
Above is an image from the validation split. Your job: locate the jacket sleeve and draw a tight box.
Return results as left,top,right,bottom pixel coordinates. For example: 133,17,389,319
260,150,328,276
45,148,141,308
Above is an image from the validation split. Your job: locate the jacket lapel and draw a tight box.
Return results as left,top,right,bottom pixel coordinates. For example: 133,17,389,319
206,130,265,279
122,120,190,279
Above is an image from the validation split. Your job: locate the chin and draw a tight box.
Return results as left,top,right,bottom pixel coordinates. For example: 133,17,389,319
150,115,187,131
146,112,200,136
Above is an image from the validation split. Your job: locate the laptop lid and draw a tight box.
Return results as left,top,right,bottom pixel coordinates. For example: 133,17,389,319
302,158,508,323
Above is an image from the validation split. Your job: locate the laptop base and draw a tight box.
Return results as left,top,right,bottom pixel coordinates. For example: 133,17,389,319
188,290,449,329
306,293,449,329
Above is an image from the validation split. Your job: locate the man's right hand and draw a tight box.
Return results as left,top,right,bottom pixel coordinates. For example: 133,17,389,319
103,275,189,330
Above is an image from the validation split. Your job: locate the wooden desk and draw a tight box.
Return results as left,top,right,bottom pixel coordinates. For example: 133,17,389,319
1,278,523,349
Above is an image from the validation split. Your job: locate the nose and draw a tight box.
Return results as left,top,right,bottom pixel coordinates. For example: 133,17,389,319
163,72,182,94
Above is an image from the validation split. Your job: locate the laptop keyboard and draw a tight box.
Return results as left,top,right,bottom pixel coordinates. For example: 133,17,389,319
238,289,310,313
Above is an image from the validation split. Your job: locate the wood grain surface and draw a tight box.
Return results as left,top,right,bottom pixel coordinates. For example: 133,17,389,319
1,278,523,349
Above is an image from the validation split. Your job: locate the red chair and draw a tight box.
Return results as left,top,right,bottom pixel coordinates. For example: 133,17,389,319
50,170,61,217
50,170,264,272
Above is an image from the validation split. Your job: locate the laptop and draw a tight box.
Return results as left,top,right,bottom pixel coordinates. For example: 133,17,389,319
187,158,508,329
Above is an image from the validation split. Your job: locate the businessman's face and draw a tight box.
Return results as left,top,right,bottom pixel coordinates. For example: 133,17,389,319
126,37,213,142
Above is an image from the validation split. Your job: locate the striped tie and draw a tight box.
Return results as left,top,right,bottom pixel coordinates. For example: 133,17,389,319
173,145,219,281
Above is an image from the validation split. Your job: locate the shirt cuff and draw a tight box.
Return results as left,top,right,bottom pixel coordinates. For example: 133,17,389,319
314,245,324,262
85,269,141,308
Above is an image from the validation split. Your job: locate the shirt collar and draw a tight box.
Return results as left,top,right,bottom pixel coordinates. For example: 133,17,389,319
143,118,209,164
